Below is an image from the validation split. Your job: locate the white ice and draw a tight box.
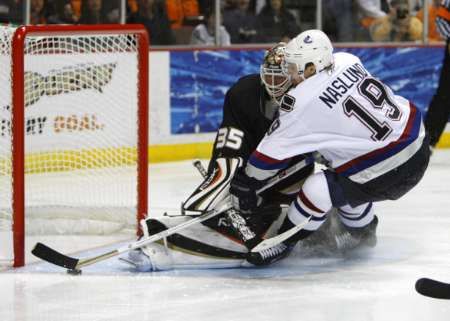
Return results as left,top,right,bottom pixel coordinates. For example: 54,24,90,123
1,150,450,321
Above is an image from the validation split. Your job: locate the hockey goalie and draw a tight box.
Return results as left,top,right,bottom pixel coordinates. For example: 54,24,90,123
124,42,378,272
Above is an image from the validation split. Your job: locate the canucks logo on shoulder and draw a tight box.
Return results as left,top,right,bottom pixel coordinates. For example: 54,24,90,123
303,35,313,43
280,94,296,112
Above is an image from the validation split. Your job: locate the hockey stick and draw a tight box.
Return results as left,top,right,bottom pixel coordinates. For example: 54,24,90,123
32,159,310,273
192,159,208,177
31,201,232,273
415,278,450,299
251,216,311,252
193,158,313,251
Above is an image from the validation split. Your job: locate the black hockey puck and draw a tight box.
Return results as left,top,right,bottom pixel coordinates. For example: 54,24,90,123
67,269,82,275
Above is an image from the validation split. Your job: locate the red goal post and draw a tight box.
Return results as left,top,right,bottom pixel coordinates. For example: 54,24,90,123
1,24,149,267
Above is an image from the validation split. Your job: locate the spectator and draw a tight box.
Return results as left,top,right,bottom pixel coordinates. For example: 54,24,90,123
255,0,300,43
78,0,106,24
223,0,237,10
255,0,264,14
128,0,175,45
30,0,45,24
323,0,357,42
52,0,80,24
128,0,138,15
197,0,211,14
370,0,423,42
190,9,231,45
356,0,390,41
0,1,8,23
166,0,200,29
30,0,60,24
416,0,443,42
102,0,121,23
199,0,234,12
71,0,81,18
357,0,389,24
77,0,119,24
0,0,22,24
223,0,257,43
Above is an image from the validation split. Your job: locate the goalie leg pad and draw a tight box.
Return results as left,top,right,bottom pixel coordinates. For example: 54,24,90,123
126,219,172,271
182,157,242,213
130,216,250,271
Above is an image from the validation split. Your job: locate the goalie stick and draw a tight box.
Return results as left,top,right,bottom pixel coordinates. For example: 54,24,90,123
32,159,310,273
415,278,450,299
31,201,232,272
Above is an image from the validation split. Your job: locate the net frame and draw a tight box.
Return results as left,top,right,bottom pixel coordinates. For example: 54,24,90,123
8,24,149,267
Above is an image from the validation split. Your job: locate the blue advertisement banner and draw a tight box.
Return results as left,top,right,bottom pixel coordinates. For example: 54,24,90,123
170,47,443,135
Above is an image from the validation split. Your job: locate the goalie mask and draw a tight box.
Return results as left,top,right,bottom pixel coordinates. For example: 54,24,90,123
260,43,292,102
283,30,334,81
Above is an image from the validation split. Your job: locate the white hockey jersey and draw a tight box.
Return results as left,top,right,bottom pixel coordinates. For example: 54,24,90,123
247,52,425,184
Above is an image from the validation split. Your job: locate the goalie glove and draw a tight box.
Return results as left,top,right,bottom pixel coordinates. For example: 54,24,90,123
229,167,265,213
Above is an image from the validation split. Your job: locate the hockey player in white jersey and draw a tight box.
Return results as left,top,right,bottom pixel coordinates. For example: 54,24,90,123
230,29,430,266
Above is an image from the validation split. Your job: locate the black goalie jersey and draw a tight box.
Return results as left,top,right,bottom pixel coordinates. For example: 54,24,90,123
209,74,277,169
207,74,314,203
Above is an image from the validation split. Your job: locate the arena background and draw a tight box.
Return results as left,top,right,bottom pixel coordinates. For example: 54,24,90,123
147,45,445,162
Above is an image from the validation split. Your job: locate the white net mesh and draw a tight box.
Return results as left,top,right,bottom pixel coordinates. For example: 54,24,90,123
0,27,15,263
0,27,144,264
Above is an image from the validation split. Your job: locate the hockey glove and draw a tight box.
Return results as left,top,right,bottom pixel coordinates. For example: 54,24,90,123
229,167,264,213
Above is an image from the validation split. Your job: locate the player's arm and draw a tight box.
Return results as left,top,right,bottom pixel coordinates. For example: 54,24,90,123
183,80,255,213
230,95,315,212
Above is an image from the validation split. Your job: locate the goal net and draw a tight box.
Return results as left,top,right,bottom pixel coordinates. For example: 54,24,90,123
0,25,149,267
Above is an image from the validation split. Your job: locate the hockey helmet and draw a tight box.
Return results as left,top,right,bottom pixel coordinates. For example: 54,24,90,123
260,42,292,101
283,30,334,79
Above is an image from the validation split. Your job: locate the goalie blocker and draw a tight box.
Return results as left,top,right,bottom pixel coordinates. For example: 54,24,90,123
125,156,314,271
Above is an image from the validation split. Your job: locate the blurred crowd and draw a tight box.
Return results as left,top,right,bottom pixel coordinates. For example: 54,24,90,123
0,0,444,45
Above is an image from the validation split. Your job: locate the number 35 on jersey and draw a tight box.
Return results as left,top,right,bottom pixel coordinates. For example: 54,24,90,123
216,127,244,150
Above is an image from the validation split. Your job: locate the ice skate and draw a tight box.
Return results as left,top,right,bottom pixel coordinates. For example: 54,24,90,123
334,215,378,253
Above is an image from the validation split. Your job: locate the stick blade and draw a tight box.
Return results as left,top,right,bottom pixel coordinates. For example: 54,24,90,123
32,242,79,270
415,278,450,299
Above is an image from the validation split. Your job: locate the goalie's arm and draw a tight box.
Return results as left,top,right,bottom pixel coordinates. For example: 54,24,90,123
208,82,258,173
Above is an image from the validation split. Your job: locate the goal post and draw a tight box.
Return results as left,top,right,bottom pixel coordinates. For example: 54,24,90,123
0,24,149,267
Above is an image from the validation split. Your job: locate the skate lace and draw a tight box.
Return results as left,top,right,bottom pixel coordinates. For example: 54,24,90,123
260,243,288,260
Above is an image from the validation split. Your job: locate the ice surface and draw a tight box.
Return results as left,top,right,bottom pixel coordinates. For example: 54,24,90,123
1,151,450,321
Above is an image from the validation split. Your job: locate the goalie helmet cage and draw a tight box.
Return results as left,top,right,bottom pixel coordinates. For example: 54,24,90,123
1,24,149,267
